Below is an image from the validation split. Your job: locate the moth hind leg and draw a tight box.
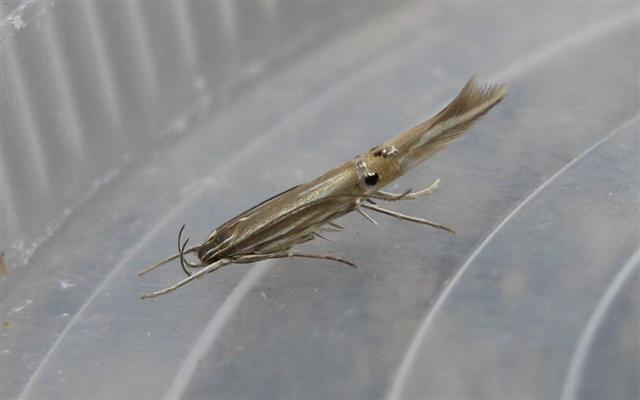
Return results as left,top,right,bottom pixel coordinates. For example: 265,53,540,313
141,258,232,299
233,251,358,269
287,252,358,268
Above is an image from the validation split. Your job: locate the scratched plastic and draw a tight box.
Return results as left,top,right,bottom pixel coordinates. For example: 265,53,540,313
1,2,639,399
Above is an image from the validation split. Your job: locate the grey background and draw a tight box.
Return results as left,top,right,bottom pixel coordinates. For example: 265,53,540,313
1,2,639,399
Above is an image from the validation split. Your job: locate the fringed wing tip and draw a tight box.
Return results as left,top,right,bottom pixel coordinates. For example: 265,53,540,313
430,76,508,129
409,76,508,156
457,76,508,111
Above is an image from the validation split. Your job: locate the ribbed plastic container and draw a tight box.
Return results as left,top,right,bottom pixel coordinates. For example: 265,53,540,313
2,2,638,399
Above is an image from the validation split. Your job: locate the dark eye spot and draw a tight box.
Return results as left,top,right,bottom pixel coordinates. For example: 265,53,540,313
373,149,384,157
364,173,379,186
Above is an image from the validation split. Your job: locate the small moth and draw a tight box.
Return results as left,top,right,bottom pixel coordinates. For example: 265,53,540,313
140,77,507,299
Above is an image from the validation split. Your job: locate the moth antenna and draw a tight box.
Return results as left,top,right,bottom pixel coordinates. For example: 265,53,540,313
138,236,199,278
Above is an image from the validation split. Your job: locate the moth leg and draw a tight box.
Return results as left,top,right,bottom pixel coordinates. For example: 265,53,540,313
140,258,231,299
313,231,336,243
318,226,343,233
328,222,345,230
361,202,455,235
234,251,358,269
356,207,379,225
287,252,358,268
375,178,440,201
319,221,345,233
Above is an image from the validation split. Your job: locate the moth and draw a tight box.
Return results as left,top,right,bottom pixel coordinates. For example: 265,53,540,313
140,77,507,299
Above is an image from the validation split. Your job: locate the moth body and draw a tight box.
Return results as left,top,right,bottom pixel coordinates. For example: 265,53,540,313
140,77,507,299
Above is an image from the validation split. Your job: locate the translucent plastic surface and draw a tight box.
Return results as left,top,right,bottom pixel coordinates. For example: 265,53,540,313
2,2,639,399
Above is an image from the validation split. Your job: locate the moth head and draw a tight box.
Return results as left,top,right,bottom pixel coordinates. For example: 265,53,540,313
356,160,381,191
356,145,401,191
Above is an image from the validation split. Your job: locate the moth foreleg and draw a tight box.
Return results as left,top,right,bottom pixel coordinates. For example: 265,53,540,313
374,178,440,201
361,202,455,235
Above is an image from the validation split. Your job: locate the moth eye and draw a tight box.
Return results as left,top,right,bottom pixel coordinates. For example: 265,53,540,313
364,173,379,186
